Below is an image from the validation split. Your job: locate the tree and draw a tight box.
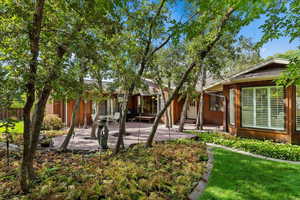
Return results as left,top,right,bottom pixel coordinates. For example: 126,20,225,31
265,49,300,85
0,0,118,192
146,0,274,147
194,36,261,130
260,0,300,86
146,44,187,128
59,58,88,151
112,0,179,154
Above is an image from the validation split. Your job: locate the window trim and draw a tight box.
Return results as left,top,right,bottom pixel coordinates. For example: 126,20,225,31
209,95,223,112
241,86,285,131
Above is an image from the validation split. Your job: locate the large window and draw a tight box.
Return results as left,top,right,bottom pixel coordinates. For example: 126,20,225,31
296,86,300,131
241,86,285,130
229,89,235,125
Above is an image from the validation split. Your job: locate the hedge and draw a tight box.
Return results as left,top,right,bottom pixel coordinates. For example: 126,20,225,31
192,131,300,161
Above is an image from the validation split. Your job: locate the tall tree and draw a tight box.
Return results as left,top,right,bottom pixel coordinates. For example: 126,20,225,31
260,0,300,86
112,0,179,154
0,0,118,192
146,0,274,147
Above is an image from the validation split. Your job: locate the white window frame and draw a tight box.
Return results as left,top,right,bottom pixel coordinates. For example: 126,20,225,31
229,89,235,125
241,86,285,131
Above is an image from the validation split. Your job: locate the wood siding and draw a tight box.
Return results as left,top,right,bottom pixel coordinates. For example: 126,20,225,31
223,81,300,144
203,94,223,126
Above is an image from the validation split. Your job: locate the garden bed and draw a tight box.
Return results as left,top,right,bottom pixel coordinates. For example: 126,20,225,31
190,131,300,161
0,139,207,200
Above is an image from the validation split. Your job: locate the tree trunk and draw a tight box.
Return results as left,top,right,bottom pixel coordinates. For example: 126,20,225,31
178,94,189,132
114,94,128,154
59,97,81,151
60,60,87,150
145,7,235,147
27,87,52,178
20,0,45,193
159,87,170,128
90,102,102,138
167,81,173,128
146,62,196,147
83,101,88,129
196,66,206,130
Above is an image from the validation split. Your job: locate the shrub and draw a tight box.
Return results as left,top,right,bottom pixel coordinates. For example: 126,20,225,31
0,141,208,200
193,132,300,161
42,114,64,130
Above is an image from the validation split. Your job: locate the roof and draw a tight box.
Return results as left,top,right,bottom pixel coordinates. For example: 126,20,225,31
204,58,289,92
84,78,160,95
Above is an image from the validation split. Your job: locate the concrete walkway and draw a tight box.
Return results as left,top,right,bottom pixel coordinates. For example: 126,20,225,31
53,122,196,151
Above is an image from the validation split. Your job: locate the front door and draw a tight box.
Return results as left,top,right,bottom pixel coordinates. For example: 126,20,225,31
187,101,197,119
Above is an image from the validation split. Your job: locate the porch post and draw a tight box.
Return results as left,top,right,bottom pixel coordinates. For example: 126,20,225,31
137,95,141,113
287,85,297,144
223,85,229,132
111,98,114,115
65,98,68,126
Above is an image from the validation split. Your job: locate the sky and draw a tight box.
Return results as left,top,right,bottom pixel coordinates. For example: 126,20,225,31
171,0,299,58
239,17,299,58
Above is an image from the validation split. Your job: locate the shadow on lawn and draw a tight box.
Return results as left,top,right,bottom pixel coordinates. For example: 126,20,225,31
199,148,300,200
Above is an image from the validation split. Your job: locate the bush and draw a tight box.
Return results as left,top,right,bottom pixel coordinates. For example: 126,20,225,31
0,141,207,200
193,132,300,161
42,114,64,130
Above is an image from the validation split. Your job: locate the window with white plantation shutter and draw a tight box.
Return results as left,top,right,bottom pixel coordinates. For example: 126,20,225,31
229,89,235,125
270,87,285,129
256,88,268,128
241,86,284,130
241,88,254,127
296,86,300,131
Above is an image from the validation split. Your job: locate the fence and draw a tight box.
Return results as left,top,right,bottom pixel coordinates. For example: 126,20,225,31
0,108,23,121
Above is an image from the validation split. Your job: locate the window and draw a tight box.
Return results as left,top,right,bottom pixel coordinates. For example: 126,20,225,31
296,86,300,131
229,89,235,125
209,95,223,111
241,86,284,130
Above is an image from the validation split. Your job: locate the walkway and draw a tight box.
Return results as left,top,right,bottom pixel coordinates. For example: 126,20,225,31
52,122,196,151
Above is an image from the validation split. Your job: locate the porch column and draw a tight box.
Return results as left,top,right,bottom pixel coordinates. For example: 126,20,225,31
137,96,141,113
110,98,114,115
65,98,68,126
287,85,297,144
223,85,229,132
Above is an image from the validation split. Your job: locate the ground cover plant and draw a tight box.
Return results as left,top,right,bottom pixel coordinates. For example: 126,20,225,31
0,139,207,200
189,131,300,161
200,148,300,200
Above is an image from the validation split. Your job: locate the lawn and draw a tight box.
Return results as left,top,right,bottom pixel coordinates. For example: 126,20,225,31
200,148,300,200
0,121,66,144
0,121,23,134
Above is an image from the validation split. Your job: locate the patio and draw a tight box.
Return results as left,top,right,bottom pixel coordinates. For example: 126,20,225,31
52,122,221,151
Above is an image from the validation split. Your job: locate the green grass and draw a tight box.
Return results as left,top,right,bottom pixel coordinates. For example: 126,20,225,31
200,148,300,200
0,121,23,134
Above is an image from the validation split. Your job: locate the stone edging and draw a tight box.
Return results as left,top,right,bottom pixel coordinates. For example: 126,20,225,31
207,143,300,165
188,146,214,200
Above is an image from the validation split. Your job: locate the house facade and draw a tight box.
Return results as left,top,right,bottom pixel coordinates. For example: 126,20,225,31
205,58,300,144
45,79,179,126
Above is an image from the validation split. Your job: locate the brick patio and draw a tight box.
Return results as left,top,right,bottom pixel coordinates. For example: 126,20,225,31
52,122,213,151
